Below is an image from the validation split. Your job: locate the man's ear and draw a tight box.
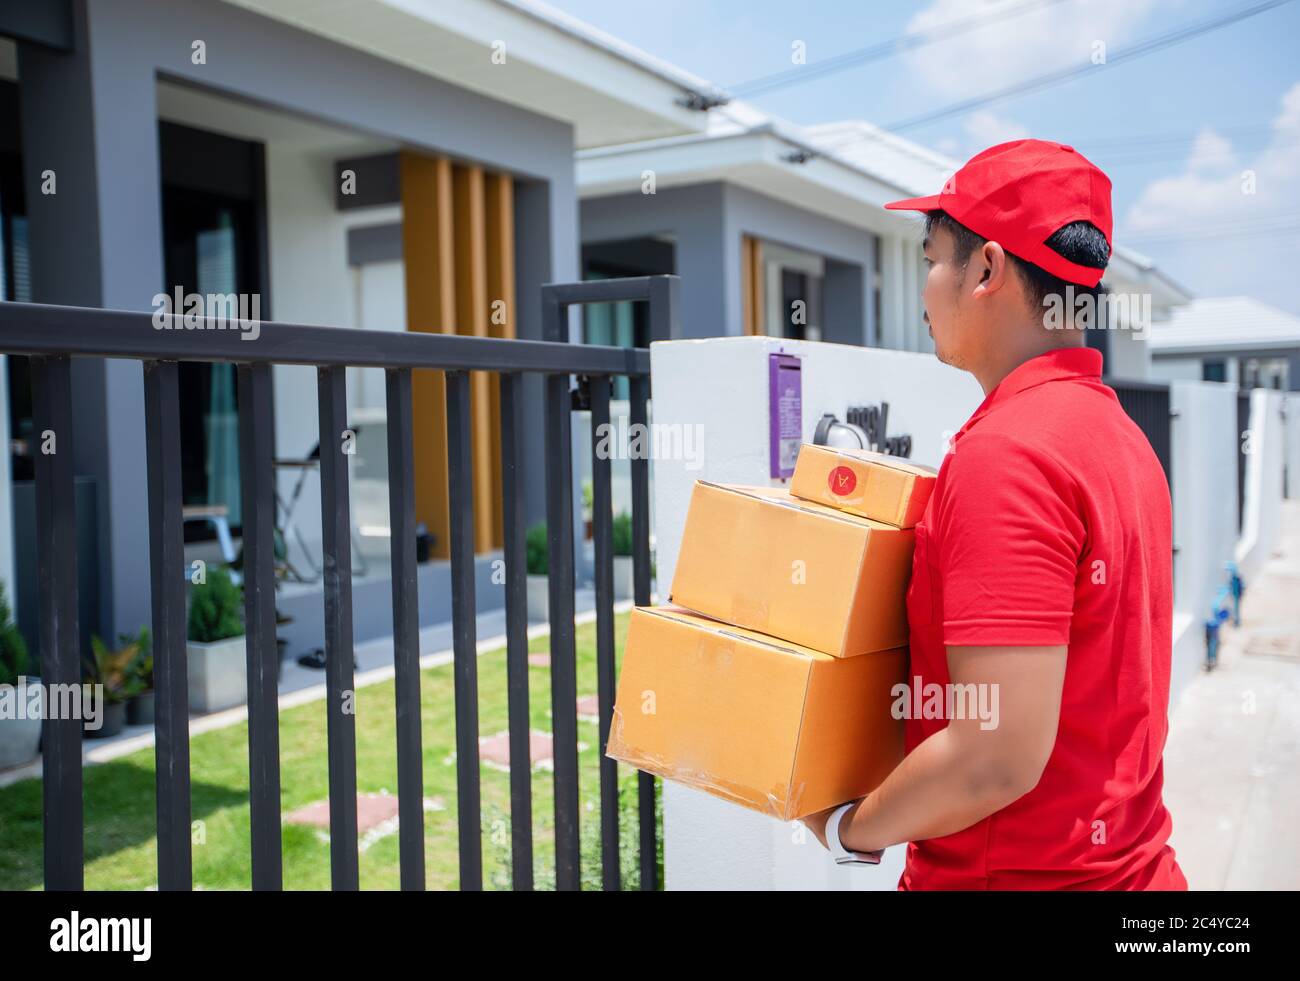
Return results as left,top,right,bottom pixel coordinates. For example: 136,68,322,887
971,241,1009,298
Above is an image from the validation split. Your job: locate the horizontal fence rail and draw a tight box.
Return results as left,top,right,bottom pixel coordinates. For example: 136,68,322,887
0,275,674,892
0,301,650,375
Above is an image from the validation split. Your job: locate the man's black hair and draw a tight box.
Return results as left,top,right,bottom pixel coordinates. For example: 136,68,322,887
924,210,1111,313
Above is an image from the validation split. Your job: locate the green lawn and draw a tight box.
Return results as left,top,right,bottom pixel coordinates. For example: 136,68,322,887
0,610,662,890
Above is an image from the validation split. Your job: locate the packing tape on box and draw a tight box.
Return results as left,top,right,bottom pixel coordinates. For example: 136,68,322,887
605,699,808,821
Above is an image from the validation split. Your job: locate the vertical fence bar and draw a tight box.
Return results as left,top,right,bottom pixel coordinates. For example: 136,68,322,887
32,355,82,891
589,373,620,891
543,293,582,891
499,371,534,890
627,369,658,891
385,368,426,890
445,369,483,890
144,360,192,891
317,365,360,890
238,362,283,890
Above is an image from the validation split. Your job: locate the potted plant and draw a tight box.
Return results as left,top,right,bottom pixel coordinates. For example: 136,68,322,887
120,628,154,725
612,511,636,600
526,522,549,622
0,581,41,769
186,566,247,713
85,629,150,739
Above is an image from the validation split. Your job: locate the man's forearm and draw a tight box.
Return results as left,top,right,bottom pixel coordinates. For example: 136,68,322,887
838,726,1029,854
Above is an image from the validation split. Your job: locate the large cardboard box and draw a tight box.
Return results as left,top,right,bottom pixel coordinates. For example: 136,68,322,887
668,482,914,657
790,444,938,528
605,605,906,821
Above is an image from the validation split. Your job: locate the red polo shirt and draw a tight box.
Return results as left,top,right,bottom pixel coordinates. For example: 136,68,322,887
899,346,1187,890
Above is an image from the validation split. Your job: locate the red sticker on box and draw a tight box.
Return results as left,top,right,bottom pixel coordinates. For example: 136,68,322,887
828,465,857,496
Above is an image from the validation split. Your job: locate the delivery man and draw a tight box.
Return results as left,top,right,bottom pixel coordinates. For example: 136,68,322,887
804,139,1188,890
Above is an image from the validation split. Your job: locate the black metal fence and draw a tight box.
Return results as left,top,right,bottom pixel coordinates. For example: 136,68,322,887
0,273,679,891
1109,379,1173,491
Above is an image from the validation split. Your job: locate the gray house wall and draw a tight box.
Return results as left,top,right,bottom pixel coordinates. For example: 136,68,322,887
722,183,875,345
15,0,581,639
1152,347,1300,391
581,183,728,339
580,180,877,344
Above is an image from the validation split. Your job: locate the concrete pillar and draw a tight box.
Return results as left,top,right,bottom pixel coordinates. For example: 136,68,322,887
822,259,866,346
677,191,730,338
881,236,908,352
17,0,160,641
515,175,589,583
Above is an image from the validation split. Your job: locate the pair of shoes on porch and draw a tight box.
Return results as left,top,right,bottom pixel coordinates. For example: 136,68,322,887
296,648,359,671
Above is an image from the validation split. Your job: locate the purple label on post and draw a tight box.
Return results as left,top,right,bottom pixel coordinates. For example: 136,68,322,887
769,352,802,479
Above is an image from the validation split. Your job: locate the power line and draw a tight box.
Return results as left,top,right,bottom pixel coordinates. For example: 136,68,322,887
1085,138,1300,166
883,0,1295,134
727,0,1071,98
812,0,1295,161
1123,223,1300,244
1120,212,1300,244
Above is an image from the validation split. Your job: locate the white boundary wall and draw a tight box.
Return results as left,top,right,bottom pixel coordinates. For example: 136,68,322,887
1236,389,1287,582
1168,381,1240,706
1286,394,1300,501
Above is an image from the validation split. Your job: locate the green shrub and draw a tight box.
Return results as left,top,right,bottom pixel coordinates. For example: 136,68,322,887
0,581,30,687
187,566,245,643
486,771,663,891
525,523,548,576
611,512,634,557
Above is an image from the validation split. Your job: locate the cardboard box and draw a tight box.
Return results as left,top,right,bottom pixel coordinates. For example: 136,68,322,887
668,482,914,657
790,444,938,528
605,605,906,821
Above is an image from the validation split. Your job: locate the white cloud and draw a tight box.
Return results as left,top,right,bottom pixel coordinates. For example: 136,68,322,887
1185,127,1237,175
1122,81,1300,313
962,110,1032,151
903,0,1167,97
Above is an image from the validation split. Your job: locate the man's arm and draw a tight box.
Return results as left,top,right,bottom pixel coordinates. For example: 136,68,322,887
806,643,1067,853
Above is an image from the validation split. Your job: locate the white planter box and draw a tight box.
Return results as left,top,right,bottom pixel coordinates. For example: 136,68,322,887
0,708,42,769
187,636,248,713
0,676,42,769
613,555,635,600
526,573,549,623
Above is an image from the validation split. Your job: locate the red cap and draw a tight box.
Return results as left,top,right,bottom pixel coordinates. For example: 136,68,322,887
884,139,1112,288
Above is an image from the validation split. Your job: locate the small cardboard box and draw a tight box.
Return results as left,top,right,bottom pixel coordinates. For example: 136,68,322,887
668,482,914,657
605,605,906,821
790,444,938,528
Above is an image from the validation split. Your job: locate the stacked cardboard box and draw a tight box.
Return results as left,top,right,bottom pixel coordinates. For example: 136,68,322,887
605,444,939,821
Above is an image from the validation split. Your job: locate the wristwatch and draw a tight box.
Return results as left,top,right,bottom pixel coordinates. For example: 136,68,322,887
825,802,885,866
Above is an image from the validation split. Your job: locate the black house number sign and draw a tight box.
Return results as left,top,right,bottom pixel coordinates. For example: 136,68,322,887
847,402,913,458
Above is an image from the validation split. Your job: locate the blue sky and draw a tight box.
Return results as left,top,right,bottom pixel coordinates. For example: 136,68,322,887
547,0,1300,313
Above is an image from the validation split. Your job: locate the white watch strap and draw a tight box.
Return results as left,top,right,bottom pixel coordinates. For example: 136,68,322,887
825,802,884,865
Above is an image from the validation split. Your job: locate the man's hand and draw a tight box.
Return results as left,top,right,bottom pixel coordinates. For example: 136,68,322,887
797,643,1067,862
801,803,843,851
